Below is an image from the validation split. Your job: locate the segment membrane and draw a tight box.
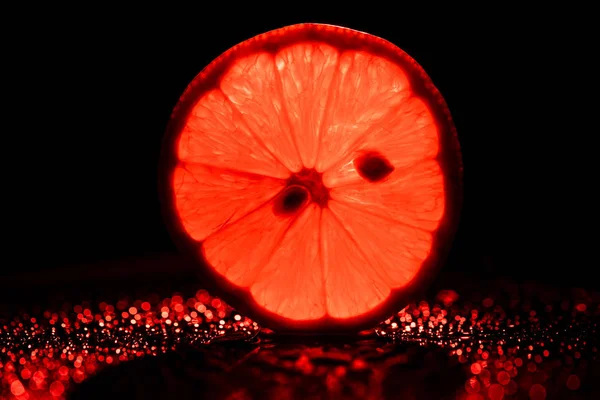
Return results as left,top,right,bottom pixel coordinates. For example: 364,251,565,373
329,201,433,288
330,160,445,231
172,164,285,241
322,96,438,188
177,89,290,179
275,43,340,168
314,51,411,172
321,208,391,318
202,201,298,288
251,204,326,320
220,52,303,173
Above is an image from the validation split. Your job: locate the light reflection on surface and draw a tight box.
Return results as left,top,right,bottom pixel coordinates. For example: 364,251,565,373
1,285,598,399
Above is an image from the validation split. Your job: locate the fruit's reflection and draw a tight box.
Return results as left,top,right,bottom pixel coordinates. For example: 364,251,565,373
70,339,466,400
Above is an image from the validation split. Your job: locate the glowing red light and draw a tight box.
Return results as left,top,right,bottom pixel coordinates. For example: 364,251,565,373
50,380,65,396
161,23,462,332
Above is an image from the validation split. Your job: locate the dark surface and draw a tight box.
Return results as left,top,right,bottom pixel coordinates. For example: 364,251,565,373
1,256,599,399
69,337,600,400
69,338,468,400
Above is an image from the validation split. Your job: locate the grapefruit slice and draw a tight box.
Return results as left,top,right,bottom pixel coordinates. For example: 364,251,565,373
160,23,462,333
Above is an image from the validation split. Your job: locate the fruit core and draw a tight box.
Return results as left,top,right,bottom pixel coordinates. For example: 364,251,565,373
273,151,395,216
274,168,329,216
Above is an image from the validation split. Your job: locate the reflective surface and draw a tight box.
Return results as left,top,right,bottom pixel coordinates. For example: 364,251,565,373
1,275,598,399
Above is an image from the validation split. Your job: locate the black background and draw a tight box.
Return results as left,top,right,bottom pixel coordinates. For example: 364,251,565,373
5,9,596,295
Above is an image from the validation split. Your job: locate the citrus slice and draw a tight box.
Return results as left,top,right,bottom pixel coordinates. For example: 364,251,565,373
160,23,462,333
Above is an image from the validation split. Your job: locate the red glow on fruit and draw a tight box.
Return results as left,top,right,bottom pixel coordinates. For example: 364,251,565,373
162,23,462,332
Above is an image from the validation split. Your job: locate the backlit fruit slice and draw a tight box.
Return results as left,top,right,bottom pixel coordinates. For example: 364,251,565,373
160,23,462,333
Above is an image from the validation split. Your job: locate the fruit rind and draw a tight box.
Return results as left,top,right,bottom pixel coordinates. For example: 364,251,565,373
159,23,463,333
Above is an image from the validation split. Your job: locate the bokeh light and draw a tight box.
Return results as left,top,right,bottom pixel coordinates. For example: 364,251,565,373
1,284,598,398
1,290,258,399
